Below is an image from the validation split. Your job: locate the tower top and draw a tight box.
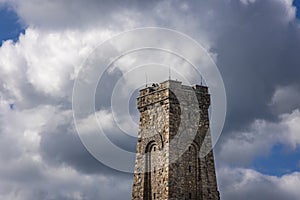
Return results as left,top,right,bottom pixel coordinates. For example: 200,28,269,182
138,79,208,98
137,79,209,113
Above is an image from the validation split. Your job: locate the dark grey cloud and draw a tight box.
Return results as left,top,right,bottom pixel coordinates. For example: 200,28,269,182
0,0,299,199
206,0,300,169
40,122,133,177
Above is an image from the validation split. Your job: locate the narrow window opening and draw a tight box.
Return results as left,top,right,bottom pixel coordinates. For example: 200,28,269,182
189,165,192,173
189,193,192,199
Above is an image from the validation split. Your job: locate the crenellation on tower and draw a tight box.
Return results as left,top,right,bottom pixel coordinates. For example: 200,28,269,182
132,80,220,200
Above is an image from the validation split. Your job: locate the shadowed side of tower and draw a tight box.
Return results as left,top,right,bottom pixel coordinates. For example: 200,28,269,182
132,80,220,200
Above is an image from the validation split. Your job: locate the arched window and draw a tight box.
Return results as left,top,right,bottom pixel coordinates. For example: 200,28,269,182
185,143,199,199
144,141,157,200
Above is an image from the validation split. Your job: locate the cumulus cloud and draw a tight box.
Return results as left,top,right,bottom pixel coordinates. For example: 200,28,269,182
219,167,300,200
240,0,257,5
269,85,300,114
0,97,131,199
0,0,299,199
0,163,132,200
0,28,114,102
219,109,300,165
0,103,69,161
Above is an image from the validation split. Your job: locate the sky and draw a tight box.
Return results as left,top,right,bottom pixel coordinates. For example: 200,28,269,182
0,0,299,199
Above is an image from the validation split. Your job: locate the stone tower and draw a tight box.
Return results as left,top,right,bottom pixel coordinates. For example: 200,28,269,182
132,80,220,200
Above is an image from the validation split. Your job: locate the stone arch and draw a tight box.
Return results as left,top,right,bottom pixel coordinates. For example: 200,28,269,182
145,140,157,154
140,133,163,155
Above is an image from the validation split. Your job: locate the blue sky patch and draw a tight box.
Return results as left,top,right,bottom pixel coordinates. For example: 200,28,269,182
294,0,300,18
9,103,14,110
0,4,24,44
252,143,300,176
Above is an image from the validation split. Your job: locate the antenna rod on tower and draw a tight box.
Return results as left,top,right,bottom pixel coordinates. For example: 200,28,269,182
169,65,171,80
146,73,148,87
201,76,203,86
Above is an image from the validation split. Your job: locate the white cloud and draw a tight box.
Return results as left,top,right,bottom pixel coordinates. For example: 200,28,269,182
0,162,131,200
269,85,300,114
219,109,300,165
282,0,297,21
281,109,300,149
240,0,257,5
219,167,300,200
77,109,115,134
0,103,71,160
0,0,299,199
0,101,133,200
0,28,114,100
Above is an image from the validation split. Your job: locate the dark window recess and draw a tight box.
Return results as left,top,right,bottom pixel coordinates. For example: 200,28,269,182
154,193,156,199
189,165,192,172
189,193,192,199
